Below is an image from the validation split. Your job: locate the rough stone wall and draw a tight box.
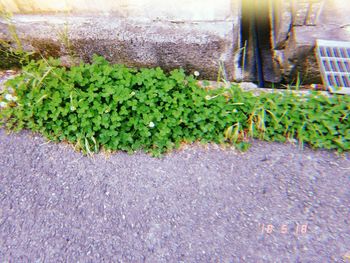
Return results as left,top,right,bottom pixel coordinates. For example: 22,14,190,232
271,0,350,84
0,0,233,21
0,0,241,81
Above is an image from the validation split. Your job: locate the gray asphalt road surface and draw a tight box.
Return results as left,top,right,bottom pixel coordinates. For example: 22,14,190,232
0,129,349,262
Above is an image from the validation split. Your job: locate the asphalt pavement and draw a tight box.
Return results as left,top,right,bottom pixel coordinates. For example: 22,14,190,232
0,129,349,262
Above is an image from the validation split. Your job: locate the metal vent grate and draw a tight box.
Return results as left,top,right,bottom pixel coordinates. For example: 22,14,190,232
315,39,350,94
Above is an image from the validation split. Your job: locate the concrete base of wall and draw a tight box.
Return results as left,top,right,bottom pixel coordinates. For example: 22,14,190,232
0,15,240,81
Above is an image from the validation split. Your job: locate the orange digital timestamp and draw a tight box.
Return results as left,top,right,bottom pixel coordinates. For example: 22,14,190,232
258,223,308,235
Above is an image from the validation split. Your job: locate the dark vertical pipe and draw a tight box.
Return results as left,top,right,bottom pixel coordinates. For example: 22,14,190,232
251,0,265,88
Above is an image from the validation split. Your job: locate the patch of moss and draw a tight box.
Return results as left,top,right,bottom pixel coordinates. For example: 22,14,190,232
0,43,23,69
30,39,61,58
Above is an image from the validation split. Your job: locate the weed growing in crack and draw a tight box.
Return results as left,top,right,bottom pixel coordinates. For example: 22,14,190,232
0,10,33,68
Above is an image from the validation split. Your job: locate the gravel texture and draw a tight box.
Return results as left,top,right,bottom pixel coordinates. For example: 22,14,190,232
0,129,349,262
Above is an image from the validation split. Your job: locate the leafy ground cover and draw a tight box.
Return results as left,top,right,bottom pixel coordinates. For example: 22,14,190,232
1,56,349,156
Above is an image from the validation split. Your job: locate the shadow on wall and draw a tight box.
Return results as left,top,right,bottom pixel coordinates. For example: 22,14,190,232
240,0,281,87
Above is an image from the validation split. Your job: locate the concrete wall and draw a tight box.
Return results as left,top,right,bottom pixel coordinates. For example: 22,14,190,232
1,0,349,84
0,0,236,22
0,0,241,81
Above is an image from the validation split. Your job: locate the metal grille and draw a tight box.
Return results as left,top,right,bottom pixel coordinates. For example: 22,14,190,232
316,39,350,94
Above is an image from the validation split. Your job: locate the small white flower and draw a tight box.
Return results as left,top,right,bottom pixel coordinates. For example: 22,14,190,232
194,71,200,77
70,105,76,111
0,101,8,108
4,94,13,101
3,93,17,101
149,121,155,128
